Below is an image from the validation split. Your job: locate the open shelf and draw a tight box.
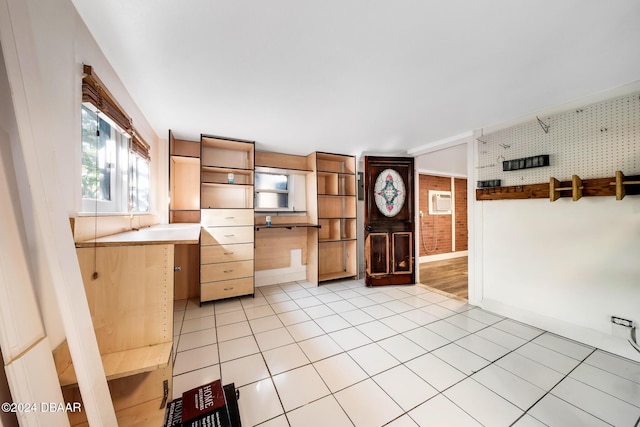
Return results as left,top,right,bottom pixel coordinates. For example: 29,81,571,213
201,183,254,209
55,342,172,388
318,218,357,241
201,136,254,169
317,173,356,196
318,240,357,282
317,195,357,218
169,133,200,158
255,151,314,171
255,223,320,231
169,209,200,223
202,166,253,185
316,152,356,174
170,156,200,211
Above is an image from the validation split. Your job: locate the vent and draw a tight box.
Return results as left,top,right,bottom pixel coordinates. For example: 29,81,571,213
428,190,452,215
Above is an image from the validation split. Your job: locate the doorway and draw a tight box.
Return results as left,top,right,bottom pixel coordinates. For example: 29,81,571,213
415,143,469,300
364,156,415,286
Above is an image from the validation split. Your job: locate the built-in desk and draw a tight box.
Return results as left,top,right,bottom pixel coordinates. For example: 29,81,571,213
74,223,201,247
55,223,200,426
253,219,321,286
255,223,320,231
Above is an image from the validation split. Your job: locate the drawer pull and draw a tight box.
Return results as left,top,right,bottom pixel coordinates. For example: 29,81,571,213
224,287,234,291
224,269,234,273
224,252,234,255
224,234,235,237
224,217,235,219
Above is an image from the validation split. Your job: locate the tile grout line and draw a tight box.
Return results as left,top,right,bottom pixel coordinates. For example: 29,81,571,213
508,347,605,427
173,281,639,426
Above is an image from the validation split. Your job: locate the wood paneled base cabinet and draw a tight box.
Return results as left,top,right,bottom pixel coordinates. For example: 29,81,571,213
55,244,175,426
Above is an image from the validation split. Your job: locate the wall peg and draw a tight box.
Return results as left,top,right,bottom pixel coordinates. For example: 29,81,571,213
610,171,640,200
550,175,583,202
536,116,550,134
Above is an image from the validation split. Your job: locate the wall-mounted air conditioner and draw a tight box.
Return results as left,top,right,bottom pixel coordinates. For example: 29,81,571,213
428,190,452,215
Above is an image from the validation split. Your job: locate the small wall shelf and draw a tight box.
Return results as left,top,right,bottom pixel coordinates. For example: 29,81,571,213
476,174,640,201
550,175,583,202
55,341,172,388
255,223,321,231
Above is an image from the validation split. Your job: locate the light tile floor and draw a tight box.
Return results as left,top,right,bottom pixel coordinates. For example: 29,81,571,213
172,279,640,427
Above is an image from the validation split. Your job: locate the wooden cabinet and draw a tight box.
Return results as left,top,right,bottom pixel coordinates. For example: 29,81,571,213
169,130,201,299
56,245,170,425
200,135,255,302
54,225,199,425
315,152,358,282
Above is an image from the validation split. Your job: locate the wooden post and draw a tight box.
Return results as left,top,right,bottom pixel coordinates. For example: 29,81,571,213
572,175,583,201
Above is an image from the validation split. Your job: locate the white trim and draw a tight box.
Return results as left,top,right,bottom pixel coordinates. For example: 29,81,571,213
450,176,455,250
416,168,467,179
419,250,468,263
468,135,482,306
481,298,640,363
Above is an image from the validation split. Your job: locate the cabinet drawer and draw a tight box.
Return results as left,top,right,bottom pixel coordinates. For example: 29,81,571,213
201,260,253,283
201,243,254,264
201,209,254,227
201,226,254,246
201,277,254,301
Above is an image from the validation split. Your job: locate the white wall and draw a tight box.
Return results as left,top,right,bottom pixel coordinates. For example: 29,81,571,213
480,197,640,360
472,91,640,362
415,143,467,177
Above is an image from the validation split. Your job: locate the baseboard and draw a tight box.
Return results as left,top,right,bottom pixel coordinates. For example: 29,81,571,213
481,298,640,363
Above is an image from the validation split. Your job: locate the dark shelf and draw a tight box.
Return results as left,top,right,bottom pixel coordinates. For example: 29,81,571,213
255,223,321,231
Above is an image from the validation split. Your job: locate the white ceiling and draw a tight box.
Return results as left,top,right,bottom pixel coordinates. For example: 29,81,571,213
71,0,640,157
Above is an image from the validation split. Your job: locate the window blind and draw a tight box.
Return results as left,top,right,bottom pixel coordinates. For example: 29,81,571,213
82,64,150,161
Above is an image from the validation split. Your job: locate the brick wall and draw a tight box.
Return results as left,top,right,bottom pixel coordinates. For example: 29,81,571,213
418,174,467,256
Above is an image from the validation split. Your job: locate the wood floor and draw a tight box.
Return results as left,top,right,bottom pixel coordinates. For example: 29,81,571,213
419,256,468,301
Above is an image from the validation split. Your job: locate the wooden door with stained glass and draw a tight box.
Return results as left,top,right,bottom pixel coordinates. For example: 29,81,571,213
364,156,415,285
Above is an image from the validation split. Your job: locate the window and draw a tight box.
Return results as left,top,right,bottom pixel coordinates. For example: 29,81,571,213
129,153,150,212
81,105,150,213
255,173,290,211
254,171,307,212
81,65,150,214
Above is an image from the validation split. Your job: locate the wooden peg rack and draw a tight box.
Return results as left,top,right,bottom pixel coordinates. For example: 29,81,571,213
550,175,583,202
476,173,640,201
611,171,640,200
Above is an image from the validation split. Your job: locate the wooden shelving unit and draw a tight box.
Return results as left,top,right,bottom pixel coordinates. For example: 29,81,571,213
169,131,201,223
476,173,640,201
169,130,201,300
316,152,358,282
200,135,255,302
54,239,182,426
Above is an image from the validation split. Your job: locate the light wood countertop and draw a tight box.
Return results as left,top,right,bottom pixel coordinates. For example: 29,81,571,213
75,223,201,247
